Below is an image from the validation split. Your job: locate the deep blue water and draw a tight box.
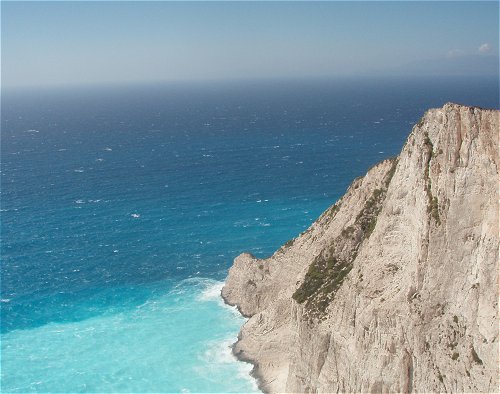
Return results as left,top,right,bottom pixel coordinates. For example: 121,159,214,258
1,77,498,392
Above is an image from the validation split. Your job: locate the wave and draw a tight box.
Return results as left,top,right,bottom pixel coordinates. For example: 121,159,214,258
197,280,224,302
198,337,259,393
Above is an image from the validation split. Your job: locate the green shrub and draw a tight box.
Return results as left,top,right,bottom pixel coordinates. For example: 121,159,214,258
293,159,397,316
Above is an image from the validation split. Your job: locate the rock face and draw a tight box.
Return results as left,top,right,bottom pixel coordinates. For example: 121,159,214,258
222,103,499,393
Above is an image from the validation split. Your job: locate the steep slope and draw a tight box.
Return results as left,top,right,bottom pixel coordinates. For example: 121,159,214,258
222,103,499,393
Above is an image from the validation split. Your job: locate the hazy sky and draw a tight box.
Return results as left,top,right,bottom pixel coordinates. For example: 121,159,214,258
2,1,498,88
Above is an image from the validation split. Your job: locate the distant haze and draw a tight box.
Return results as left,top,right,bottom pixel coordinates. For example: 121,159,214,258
2,1,498,88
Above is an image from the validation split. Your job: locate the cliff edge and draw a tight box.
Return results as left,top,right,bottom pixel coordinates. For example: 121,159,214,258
222,103,499,393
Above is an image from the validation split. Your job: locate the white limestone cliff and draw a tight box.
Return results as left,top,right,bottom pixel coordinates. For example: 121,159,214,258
222,103,499,393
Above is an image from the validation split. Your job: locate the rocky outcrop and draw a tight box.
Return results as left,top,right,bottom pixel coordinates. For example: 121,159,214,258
222,103,499,393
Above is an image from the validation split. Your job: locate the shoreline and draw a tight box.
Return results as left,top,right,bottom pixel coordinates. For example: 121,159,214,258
220,289,269,394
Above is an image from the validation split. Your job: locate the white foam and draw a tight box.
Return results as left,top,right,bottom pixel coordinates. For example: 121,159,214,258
201,337,235,364
199,337,259,392
196,280,243,317
198,281,224,302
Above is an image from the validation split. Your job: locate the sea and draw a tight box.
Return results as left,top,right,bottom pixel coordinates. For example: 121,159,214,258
1,77,498,393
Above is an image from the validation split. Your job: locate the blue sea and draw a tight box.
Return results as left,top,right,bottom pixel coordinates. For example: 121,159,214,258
1,77,498,393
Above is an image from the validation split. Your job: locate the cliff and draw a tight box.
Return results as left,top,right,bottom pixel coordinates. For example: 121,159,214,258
222,103,499,393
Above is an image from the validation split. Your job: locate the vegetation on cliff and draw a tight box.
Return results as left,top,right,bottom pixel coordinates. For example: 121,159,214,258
293,158,398,318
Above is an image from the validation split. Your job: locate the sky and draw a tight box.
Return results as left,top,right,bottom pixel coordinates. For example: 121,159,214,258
2,1,499,88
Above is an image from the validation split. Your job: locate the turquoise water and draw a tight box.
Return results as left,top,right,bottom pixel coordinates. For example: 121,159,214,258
1,279,256,393
1,77,498,392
